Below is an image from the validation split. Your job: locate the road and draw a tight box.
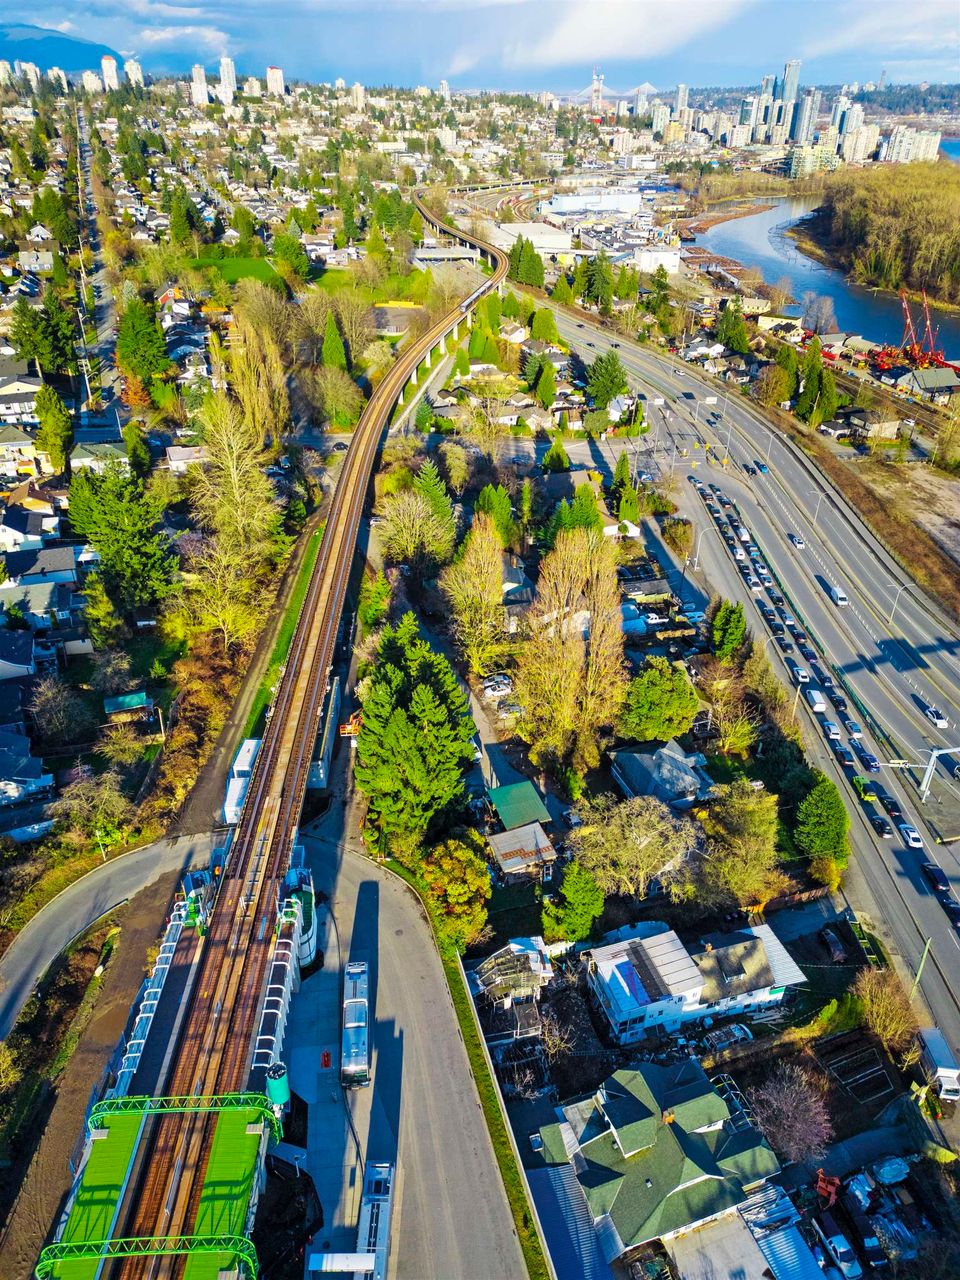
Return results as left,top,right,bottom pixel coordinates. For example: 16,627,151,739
525,298,960,1058
75,107,121,414
0,834,214,1038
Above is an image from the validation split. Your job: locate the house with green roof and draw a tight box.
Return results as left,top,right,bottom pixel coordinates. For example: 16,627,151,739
539,1060,779,1265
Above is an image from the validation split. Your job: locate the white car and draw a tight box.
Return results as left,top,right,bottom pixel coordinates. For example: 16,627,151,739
924,703,948,728
899,824,924,849
733,547,746,561
841,718,863,739
790,533,805,549
821,721,842,741
645,613,669,626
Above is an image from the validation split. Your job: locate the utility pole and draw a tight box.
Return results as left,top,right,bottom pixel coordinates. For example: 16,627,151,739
910,937,931,1000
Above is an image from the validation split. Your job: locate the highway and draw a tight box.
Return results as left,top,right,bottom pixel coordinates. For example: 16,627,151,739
536,298,960,1056
41,200,508,1278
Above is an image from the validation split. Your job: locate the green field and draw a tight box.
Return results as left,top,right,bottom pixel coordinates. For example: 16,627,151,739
314,266,433,305
192,256,281,285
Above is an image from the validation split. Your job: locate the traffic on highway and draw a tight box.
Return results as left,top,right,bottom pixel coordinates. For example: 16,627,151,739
548,300,960,1057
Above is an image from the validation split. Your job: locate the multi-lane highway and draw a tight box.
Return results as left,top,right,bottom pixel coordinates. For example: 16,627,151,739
534,297,960,1056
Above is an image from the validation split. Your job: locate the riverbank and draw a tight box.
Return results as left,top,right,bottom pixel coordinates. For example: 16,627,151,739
680,201,776,236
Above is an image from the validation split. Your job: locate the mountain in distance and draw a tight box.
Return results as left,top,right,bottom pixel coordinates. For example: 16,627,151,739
0,23,120,73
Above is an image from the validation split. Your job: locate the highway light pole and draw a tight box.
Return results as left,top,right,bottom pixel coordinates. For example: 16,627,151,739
810,491,828,527
889,583,908,624
919,746,960,803
692,527,707,572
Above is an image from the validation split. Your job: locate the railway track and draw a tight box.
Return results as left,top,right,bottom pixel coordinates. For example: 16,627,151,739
103,197,507,1278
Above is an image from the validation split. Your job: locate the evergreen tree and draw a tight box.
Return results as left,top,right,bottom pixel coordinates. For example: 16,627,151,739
485,291,502,333
34,384,73,473
169,188,193,244
413,459,454,530
501,291,521,320
322,311,348,370
475,483,516,546
712,600,747,663
795,338,824,422
542,861,604,944
454,347,470,377
569,483,602,532
481,334,501,366
586,350,628,409
717,298,750,355
542,437,570,472
355,614,475,861
272,231,309,278
507,238,524,281
535,361,556,408
571,259,589,300
117,299,169,383
83,572,125,647
123,421,151,478
612,450,631,495
819,368,839,423
619,656,699,741
365,219,388,261
775,344,799,398
468,325,489,359
531,309,559,343
69,463,174,610
585,251,614,312
551,274,573,304
618,484,640,526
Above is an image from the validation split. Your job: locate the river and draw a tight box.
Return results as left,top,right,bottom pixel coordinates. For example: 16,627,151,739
700,197,960,357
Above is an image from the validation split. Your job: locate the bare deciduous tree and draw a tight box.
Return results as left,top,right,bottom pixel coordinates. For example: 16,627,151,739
853,967,919,1053
801,291,837,335
541,1013,575,1065
379,490,454,567
49,769,134,839
747,1062,834,1163
30,675,93,744
440,441,470,496
334,290,374,368
439,513,505,675
515,528,627,772
90,649,133,696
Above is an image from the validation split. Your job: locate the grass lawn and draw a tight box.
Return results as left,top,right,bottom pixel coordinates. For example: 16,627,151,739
486,881,543,949
313,266,433,305
242,529,323,739
193,256,281,286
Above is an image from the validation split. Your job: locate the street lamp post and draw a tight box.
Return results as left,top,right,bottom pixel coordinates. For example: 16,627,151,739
811,491,827,527
889,583,908,625
692,527,707,572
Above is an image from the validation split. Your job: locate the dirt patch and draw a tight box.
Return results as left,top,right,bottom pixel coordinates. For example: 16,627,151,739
0,870,179,1274
850,459,960,571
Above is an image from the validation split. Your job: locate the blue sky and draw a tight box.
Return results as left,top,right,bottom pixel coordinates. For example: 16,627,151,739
16,0,960,89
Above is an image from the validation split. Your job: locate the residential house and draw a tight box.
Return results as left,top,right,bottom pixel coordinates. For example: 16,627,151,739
0,630,35,680
0,362,42,426
17,229,59,274
69,441,130,473
846,408,901,441
539,1060,779,1264
611,738,714,809
0,580,85,630
0,504,59,553
1,544,79,586
165,444,210,474
467,936,553,1047
499,320,527,345
488,822,558,883
584,920,806,1044
0,682,26,734
0,729,53,805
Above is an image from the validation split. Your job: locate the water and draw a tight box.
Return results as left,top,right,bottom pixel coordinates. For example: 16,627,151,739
700,197,960,357
941,137,960,163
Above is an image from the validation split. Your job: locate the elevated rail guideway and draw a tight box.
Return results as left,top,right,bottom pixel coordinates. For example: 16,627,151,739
37,195,507,1279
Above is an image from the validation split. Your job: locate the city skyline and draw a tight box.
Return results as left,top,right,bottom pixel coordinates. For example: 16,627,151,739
1,0,957,90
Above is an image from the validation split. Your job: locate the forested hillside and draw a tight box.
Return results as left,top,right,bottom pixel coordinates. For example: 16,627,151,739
820,161,960,304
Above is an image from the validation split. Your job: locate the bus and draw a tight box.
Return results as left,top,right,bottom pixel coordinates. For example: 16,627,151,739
341,960,370,1088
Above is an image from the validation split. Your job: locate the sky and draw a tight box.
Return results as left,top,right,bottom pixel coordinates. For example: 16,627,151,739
12,0,960,90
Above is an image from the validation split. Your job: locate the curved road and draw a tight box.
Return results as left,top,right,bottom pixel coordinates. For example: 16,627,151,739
0,834,215,1039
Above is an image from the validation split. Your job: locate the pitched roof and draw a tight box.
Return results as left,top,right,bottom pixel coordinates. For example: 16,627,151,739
0,630,34,667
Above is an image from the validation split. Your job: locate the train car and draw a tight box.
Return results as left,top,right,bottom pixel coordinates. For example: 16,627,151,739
341,960,371,1088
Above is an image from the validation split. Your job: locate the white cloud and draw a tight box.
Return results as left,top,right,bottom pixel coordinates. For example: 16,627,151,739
53,18,75,31
137,23,231,54
801,0,959,58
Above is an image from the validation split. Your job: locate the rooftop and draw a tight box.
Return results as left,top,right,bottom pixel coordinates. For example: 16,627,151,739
487,780,551,831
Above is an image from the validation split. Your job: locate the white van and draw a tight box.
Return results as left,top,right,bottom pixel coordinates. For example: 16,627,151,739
829,585,849,607
805,687,827,713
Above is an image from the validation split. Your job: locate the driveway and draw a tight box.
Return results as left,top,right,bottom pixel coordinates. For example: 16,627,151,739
0,833,214,1038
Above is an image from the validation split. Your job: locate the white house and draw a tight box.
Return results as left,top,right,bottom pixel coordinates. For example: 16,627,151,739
0,729,53,805
584,920,805,1044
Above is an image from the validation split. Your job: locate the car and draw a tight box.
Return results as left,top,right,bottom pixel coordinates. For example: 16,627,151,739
778,608,795,626
471,735,483,763
822,721,842,741
830,694,848,713
799,644,817,662
720,495,733,508
768,590,784,607
757,461,769,473
760,605,776,622
585,340,595,347
770,621,785,636
924,703,948,728
811,663,827,684
330,441,349,452
877,789,904,821
748,578,763,593
786,660,809,685
852,740,880,772
942,897,960,932
832,742,855,768
744,464,756,476
561,807,583,829
870,813,893,838
733,547,746,561
709,484,721,495
790,533,805,550
687,474,699,485
899,823,924,849
748,546,761,559
841,717,863,739
681,609,706,624
820,675,836,694
645,613,669,626
820,927,848,964
611,341,621,348
921,861,950,895
776,636,795,654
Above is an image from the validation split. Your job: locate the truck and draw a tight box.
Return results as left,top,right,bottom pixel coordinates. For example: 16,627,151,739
829,585,850,607
917,1027,960,1102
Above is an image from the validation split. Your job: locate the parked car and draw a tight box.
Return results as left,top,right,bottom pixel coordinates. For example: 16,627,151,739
820,927,848,964
812,1214,862,1279
899,823,924,850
